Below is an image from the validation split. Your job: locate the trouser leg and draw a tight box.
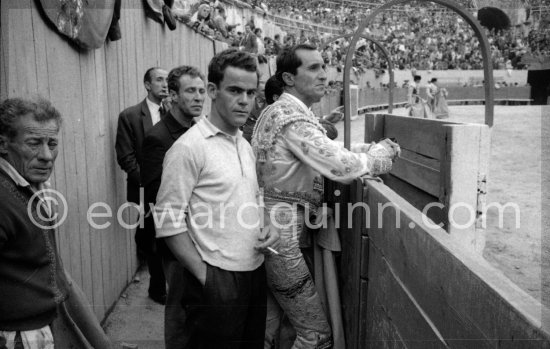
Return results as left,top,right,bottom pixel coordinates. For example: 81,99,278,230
147,252,166,299
265,205,332,349
163,258,186,349
265,290,283,349
241,265,268,349
180,264,267,349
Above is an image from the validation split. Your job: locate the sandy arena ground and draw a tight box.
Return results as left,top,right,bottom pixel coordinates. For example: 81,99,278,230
335,105,548,302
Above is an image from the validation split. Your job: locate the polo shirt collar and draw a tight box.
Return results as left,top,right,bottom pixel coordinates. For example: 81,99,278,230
198,117,243,139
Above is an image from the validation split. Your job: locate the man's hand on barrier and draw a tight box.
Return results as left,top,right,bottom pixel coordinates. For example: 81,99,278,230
378,138,401,160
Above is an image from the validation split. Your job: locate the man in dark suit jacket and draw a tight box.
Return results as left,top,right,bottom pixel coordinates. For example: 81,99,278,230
141,65,206,349
115,67,168,304
240,24,258,54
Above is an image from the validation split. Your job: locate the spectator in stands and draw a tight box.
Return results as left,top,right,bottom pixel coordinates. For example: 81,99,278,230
254,27,265,54
264,36,274,55
252,44,400,349
210,6,228,38
215,0,540,72
240,24,258,53
116,67,168,305
191,3,215,36
227,25,240,46
272,34,283,55
0,97,113,349
154,49,279,348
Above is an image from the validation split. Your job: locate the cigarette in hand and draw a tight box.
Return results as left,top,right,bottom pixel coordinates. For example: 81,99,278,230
267,247,279,255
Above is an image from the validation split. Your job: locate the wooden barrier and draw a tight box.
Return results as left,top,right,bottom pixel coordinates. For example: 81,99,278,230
351,180,550,348
0,0,220,320
364,114,490,253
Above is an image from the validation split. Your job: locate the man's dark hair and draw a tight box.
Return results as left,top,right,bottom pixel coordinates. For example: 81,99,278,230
208,48,258,86
414,75,422,82
0,97,62,139
430,78,437,83
275,43,318,83
168,65,205,93
265,75,284,105
144,67,163,83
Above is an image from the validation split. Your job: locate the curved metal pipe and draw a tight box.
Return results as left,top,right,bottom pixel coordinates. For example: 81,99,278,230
322,34,394,114
343,0,494,148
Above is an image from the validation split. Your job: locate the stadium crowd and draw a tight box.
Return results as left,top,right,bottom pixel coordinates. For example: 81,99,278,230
171,0,549,72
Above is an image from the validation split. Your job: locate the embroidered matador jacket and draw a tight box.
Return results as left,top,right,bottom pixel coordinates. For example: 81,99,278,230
252,93,394,211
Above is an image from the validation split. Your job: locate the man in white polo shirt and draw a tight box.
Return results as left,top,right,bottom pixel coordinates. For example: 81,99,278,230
154,48,279,348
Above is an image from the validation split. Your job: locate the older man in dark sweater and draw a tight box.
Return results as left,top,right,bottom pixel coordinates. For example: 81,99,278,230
0,97,111,349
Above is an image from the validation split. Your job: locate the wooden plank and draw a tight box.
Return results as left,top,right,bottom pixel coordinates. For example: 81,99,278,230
364,270,409,349
30,2,51,98
109,22,133,285
158,19,170,69
363,113,385,143
177,28,188,68
475,126,490,231
365,245,449,349
141,5,158,69
198,34,209,76
0,1,10,99
390,156,440,198
75,50,104,319
91,47,118,313
188,31,200,68
337,178,364,349
43,24,86,294
440,124,487,253
133,9,145,94
360,235,369,279
126,7,139,105
358,279,371,347
383,114,461,160
366,181,550,348
9,1,37,97
400,149,439,171
95,46,118,303
381,174,445,228
103,42,127,297
122,1,139,279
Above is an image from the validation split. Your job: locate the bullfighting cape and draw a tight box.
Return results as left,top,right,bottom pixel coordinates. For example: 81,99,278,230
38,0,117,49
